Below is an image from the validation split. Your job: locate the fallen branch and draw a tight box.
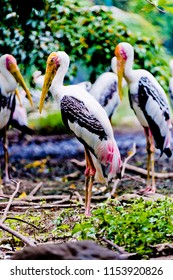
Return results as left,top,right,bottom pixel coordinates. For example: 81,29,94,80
125,163,173,178
16,194,107,202
0,221,37,247
101,237,137,259
28,182,43,196
1,180,21,223
0,180,38,247
110,143,136,196
74,191,84,204
5,217,39,230
102,237,127,254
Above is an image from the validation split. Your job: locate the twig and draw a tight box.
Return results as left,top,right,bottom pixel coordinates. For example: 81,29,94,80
0,201,37,207
125,163,173,178
28,182,43,196
74,191,84,204
4,217,39,230
0,181,21,223
124,174,146,184
122,142,137,177
101,237,128,254
18,194,107,202
53,197,70,205
0,222,37,247
146,0,166,13
110,143,136,196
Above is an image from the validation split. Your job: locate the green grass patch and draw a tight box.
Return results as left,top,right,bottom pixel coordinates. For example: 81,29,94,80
54,197,173,258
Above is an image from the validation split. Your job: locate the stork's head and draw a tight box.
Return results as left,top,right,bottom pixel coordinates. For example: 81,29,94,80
39,51,70,113
114,42,134,100
0,54,33,106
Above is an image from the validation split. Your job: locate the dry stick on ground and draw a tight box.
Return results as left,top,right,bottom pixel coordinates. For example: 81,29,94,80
5,217,39,230
125,163,173,178
0,180,37,247
0,222,37,247
74,191,84,204
101,237,133,255
28,182,43,196
0,180,20,223
110,142,137,197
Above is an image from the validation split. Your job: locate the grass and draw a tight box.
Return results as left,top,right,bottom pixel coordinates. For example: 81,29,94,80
54,197,173,259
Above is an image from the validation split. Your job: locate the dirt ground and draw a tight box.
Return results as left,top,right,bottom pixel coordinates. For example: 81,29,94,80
0,127,173,260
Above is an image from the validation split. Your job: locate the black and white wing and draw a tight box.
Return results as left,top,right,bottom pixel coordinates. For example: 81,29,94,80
169,77,173,109
61,95,108,145
138,77,171,156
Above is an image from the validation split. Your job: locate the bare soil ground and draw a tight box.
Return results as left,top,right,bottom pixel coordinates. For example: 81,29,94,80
0,127,173,259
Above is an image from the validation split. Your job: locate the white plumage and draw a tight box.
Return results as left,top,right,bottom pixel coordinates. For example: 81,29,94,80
89,56,126,119
115,42,172,193
39,51,122,216
0,54,32,183
169,59,173,108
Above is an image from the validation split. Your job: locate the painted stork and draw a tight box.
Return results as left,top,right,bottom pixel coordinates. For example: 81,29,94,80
11,90,34,139
115,42,172,194
169,59,173,108
89,56,126,120
39,51,122,216
0,54,33,183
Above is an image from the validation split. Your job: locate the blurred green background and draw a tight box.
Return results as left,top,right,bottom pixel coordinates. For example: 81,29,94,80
1,0,173,132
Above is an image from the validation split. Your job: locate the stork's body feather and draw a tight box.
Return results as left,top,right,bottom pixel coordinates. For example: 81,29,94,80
51,81,121,184
129,76,171,156
169,59,173,108
39,51,122,215
115,42,172,193
0,54,32,182
89,57,126,119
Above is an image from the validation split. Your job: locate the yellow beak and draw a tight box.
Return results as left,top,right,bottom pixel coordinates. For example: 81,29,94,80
116,57,125,101
10,64,33,107
39,53,58,114
14,88,22,106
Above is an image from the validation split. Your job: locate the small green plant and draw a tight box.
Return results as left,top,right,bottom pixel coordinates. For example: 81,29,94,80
55,197,173,258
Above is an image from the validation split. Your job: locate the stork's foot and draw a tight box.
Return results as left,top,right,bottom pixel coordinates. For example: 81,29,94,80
85,209,92,217
138,186,156,195
3,176,12,185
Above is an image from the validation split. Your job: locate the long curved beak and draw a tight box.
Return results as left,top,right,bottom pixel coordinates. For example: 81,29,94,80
116,57,125,101
10,65,33,107
39,60,57,114
14,88,22,106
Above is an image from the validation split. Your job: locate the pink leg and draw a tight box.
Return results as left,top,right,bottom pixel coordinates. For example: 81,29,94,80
84,149,96,216
3,127,10,184
139,128,156,194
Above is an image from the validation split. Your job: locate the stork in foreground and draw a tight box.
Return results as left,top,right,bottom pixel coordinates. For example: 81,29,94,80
169,59,173,108
0,54,33,183
39,51,122,216
115,42,172,194
89,56,126,120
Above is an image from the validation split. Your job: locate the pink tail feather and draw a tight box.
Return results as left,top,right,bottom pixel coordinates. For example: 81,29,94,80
95,139,122,181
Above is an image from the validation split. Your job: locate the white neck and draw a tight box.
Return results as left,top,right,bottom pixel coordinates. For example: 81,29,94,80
50,61,69,99
0,67,17,95
123,54,134,83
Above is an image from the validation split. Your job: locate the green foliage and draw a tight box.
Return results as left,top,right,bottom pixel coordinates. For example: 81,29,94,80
127,0,173,54
0,0,171,91
55,197,173,258
29,110,69,134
